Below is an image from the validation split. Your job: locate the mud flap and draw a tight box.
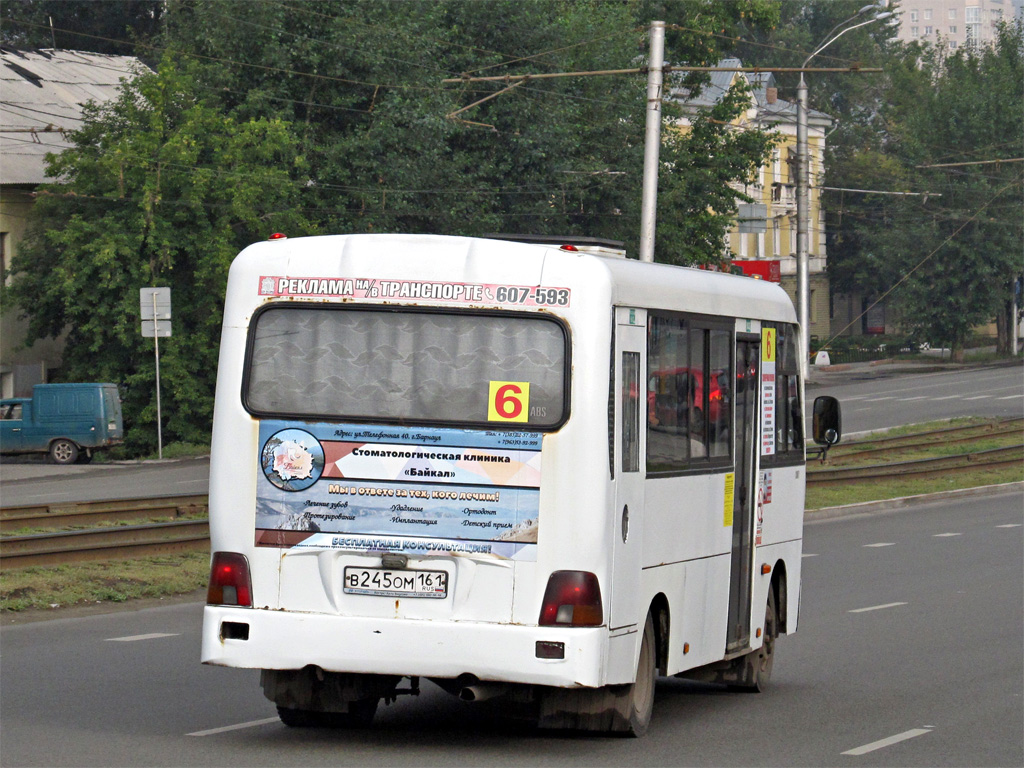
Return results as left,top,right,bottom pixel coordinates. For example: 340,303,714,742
537,684,634,733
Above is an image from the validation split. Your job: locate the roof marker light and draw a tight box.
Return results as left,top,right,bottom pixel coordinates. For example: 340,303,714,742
268,233,287,240
559,244,578,251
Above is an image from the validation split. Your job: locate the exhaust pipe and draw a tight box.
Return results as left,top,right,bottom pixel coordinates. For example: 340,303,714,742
458,683,510,703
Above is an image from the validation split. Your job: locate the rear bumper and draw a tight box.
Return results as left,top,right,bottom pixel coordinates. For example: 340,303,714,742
202,605,609,688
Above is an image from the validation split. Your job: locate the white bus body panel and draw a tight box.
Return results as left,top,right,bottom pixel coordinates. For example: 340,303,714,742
202,234,802,690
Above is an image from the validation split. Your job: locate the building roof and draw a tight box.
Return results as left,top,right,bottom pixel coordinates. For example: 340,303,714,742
670,57,833,129
0,49,145,185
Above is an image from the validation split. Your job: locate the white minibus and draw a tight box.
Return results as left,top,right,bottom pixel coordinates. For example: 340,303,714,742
201,233,841,736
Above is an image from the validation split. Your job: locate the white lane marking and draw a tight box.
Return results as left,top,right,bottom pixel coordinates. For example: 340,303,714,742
188,717,281,737
930,395,960,400
841,727,934,755
898,396,929,401
849,602,907,613
961,395,991,400
106,633,179,642
997,395,1023,400
802,553,819,558
996,523,1022,528
933,533,962,537
872,396,897,401
863,542,895,548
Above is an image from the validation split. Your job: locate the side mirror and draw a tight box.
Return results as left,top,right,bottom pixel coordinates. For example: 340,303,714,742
812,396,842,447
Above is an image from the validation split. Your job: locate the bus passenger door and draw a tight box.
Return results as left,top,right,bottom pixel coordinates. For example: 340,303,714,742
726,337,760,653
611,308,646,632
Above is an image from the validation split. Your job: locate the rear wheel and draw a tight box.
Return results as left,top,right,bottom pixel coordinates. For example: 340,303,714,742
622,612,656,736
276,698,378,728
49,439,78,465
733,587,777,693
536,611,657,736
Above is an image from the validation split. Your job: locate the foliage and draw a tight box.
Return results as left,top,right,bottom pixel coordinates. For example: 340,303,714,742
4,57,311,452
161,0,778,259
5,1,781,454
1,0,163,56
837,22,1024,359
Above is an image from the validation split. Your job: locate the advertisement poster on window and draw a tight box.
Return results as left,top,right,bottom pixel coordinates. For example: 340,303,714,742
761,327,777,456
253,420,542,561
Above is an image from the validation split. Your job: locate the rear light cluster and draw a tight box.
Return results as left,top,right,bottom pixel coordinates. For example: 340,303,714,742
207,552,253,607
538,570,603,627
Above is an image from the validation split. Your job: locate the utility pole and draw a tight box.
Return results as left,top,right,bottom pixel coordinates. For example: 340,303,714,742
797,6,891,371
639,20,665,263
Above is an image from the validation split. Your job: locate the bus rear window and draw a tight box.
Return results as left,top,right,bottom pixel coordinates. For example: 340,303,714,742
244,306,569,429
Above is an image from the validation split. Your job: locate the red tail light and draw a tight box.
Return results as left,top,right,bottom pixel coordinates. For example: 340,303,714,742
207,552,253,607
538,570,603,626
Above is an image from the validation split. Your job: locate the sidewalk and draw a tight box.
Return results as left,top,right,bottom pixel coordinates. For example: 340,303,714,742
806,355,1023,387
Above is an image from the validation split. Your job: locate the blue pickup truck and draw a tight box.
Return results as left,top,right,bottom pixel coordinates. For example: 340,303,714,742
0,383,124,464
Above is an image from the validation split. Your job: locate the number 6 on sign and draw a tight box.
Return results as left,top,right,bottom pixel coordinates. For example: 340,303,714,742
488,381,530,423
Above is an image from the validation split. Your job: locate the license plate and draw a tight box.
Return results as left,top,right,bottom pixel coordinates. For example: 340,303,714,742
343,566,448,599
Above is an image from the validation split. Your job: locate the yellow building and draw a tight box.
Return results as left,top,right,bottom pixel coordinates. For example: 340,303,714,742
673,60,833,342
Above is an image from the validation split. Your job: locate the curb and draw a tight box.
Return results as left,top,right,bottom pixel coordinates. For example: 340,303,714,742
806,481,1024,522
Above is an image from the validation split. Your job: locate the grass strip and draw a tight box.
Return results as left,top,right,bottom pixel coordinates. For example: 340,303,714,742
1,552,208,613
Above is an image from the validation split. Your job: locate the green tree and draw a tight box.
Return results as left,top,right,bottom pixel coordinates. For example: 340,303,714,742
161,0,779,262
5,1,785,454
1,0,163,56
4,57,311,451
843,22,1024,359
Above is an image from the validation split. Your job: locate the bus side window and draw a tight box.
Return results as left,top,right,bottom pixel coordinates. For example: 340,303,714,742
708,329,731,458
622,352,640,472
771,324,803,455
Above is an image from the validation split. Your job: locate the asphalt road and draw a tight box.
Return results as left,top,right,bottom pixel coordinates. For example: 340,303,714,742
808,362,1023,435
1,364,1020,508
1,488,1020,767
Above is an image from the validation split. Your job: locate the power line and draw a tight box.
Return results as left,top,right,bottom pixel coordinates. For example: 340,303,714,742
819,170,1024,349
917,158,1024,168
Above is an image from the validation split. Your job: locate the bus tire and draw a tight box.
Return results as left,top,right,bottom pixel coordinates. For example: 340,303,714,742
276,706,318,727
49,439,78,465
733,587,777,693
620,611,657,736
276,699,377,728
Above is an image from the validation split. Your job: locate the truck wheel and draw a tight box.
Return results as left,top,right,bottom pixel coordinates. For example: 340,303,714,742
49,439,79,465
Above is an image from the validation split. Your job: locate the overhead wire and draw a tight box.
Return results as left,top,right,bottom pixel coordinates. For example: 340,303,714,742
819,169,1024,349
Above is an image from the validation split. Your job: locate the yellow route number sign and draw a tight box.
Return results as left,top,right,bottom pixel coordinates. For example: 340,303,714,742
488,381,530,423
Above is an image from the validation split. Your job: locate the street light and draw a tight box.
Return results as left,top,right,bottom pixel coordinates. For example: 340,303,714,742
796,4,892,368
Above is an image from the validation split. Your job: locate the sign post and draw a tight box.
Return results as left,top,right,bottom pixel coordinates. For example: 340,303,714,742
140,288,171,459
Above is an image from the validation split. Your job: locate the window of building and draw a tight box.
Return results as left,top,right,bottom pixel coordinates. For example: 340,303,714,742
949,25,957,33
911,25,919,35
925,25,933,34
948,8,957,19
966,6,980,22
910,9,919,21
923,9,932,20
950,40,959,48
